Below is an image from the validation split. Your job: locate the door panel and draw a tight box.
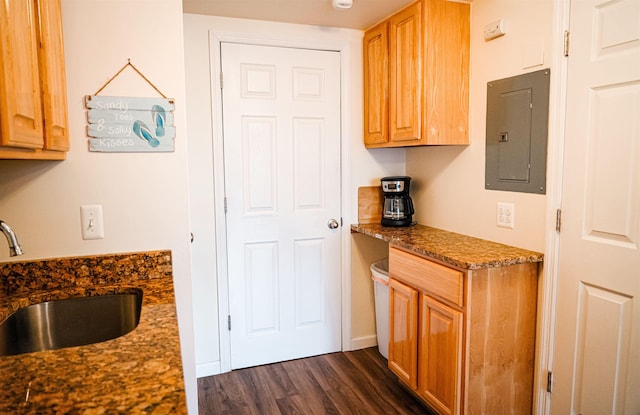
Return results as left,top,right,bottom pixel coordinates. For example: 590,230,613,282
363,22,389,145
388,278,419,389
293,118,324,209
583,83,640,246
389,2,422,143
419,295,462,415
243,116,277,214
0,0,43,148
38,0,69,151
294,239,325,326
244,242,279,334
552,0,640,412
571,283,633,413
221,43,342,369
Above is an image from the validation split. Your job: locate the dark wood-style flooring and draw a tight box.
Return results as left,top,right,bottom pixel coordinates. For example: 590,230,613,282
198,347,435,414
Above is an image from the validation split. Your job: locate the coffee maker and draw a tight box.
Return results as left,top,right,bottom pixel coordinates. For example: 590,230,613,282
381,176,414,227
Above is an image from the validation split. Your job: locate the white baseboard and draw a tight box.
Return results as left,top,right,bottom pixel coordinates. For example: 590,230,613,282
349,334,378,351
196,361,222,378
197,336,379,378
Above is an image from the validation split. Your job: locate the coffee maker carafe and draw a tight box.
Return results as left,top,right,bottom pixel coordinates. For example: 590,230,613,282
381,176,414,227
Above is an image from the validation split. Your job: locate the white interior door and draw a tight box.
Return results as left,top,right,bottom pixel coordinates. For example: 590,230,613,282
220,42,342,369
551,0,640,413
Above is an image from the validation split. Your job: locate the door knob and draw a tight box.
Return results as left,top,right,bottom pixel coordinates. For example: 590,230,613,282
327,219,340,229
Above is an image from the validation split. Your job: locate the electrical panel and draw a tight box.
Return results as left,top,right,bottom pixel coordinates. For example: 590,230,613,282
485,69,550,194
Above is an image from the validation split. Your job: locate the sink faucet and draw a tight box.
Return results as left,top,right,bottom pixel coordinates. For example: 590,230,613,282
0,220,23,256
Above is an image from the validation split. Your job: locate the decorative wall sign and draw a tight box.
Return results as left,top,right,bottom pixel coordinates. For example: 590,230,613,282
85,59,176,153
86,96,175,152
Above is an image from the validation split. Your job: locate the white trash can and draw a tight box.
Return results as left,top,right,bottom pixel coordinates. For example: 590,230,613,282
370,258,389,359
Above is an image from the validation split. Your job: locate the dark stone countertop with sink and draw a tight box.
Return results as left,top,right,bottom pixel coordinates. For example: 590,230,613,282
351,223,543,270
0,251,187,414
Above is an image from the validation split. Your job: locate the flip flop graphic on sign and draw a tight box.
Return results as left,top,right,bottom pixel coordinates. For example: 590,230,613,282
86,96,175,152
132,120,160,148
152,105,166,137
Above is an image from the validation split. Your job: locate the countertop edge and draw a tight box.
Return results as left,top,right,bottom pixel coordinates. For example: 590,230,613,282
351,223,544,270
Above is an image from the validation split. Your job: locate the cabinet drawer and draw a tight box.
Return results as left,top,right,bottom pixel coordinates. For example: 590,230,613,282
389,247,464,307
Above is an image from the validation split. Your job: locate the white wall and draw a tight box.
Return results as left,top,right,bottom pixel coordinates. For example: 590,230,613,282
0,1,197,412
183,14,406,376
406,0,554,253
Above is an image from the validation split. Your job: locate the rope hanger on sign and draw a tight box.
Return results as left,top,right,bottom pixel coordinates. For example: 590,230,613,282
92,59,171,101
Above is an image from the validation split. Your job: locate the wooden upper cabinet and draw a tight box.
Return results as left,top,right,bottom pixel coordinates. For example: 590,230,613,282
363,0,469,148
0,0,69,160
423,0,470,144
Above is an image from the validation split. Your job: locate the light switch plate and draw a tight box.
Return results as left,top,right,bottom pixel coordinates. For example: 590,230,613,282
81,205,104,240
497,202,515,229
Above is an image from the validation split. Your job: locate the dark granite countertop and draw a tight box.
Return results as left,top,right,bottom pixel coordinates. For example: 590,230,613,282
351,223,543,270
0,251,187,414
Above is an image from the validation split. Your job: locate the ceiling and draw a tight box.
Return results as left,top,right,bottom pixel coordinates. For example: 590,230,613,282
182,0,415,30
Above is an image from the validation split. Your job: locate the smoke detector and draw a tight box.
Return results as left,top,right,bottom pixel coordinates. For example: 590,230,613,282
332,0,353,9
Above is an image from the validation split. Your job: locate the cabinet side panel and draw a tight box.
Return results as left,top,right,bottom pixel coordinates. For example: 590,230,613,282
466,264,538,414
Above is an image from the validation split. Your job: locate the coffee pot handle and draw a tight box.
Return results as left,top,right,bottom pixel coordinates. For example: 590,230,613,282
407,197,415,216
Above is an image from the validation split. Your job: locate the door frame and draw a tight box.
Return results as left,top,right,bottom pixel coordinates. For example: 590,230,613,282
536,1,570,414
208,29,355,374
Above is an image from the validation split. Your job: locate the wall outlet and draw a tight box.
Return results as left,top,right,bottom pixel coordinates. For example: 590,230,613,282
80,205,104,240
497,202,515,229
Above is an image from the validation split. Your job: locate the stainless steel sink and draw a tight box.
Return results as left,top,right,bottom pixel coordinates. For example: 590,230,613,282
0,291,142,357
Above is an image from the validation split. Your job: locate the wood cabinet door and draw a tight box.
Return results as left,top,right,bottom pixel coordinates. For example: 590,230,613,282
419,294,463,415
363,22,388,146
422,0,469,145
37,0,69,151
388,278,419,389
0,0,44,149
388,1,421,144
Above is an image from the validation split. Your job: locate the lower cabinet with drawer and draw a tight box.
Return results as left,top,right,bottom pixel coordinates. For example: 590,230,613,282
388,246,539,415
